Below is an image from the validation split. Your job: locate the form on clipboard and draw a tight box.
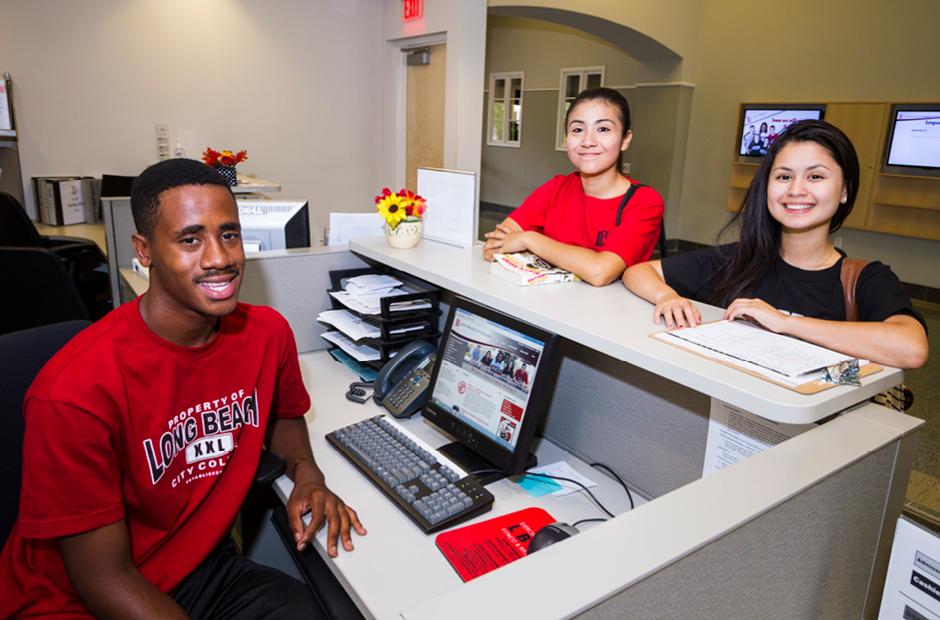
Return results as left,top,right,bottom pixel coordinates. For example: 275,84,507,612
652,320,882,393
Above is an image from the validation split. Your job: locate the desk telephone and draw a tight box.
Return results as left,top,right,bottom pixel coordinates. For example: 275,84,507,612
346,340,436,418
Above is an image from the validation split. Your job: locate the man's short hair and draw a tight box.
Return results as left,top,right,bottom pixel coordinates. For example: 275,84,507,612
130,158,234,238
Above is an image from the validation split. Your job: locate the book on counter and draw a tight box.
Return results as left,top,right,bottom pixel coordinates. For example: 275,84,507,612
490,251,580,286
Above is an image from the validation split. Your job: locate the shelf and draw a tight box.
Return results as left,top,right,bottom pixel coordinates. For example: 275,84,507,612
868,203,940,240
878,171,940,182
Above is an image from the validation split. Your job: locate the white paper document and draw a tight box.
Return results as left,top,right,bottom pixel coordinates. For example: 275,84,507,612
318,309,428,341
327,212,384,246
879,516,940,619
656,320,853,382
317,310,381,341
330,290,431,316
702,400,815,476
344,274,402,294
527,461,598,497
321,331,381,362
417,167,477,248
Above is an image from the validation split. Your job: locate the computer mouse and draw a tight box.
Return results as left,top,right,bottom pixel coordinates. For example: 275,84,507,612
527,522,579,554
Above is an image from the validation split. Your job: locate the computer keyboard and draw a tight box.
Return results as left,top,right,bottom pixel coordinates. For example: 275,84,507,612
326,415,494,533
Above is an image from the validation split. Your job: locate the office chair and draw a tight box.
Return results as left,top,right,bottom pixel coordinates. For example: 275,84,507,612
0,320,91,546
0,246,90,334
0,191,111,319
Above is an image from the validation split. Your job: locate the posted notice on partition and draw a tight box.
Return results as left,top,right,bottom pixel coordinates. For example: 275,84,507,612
879,517,940,619
702,399,815,477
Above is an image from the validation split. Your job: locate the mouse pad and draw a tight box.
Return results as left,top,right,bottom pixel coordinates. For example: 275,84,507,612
435,507,555,582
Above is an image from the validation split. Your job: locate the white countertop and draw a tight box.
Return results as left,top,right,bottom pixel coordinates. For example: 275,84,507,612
349,237,903,424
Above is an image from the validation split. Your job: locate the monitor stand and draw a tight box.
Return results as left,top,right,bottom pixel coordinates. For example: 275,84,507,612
437,442,537,486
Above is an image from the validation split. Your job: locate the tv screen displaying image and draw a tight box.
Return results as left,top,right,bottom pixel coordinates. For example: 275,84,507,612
737,105,826,158
885,105,940,172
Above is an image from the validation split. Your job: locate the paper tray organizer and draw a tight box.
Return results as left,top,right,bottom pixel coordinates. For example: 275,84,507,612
326,267,442,370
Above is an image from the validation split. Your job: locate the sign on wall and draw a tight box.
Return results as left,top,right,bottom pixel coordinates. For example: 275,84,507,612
403,0,423,22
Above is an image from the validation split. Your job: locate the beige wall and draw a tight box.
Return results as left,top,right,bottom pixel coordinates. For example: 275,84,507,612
1,0,385,241
382,0,487,187
480,15,691,238
679,0,940,286
487,0,702,80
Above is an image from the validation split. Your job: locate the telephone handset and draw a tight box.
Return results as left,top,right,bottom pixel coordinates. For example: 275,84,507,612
345,340,437,418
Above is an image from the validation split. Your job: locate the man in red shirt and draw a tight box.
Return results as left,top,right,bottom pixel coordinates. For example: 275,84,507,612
0,159,365,618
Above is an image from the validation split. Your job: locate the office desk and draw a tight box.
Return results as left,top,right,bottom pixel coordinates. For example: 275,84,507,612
276,351,639,619
275,352,920,620
348,237,900,425
35,221,107,255
101,241,919,618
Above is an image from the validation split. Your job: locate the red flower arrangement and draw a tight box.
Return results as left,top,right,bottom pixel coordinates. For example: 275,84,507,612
202,148,248,167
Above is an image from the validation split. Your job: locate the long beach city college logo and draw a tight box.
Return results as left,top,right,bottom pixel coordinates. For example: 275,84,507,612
142,388,261,487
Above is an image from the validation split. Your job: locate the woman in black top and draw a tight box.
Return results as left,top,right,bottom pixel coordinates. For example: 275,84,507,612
622,120,928,369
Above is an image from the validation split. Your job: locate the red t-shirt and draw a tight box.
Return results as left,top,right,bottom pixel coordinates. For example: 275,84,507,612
508,172,664,266
0,299,310,618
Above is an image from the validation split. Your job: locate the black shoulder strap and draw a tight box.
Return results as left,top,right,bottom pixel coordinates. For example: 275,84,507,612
615,183,645,226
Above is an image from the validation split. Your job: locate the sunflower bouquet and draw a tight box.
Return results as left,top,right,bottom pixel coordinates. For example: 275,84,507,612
374,187,427,229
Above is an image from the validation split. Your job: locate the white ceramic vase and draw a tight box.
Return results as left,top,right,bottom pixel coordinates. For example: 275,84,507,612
385,219,422,249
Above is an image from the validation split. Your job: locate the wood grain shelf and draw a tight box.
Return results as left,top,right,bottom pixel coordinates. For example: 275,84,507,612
726,101,940,241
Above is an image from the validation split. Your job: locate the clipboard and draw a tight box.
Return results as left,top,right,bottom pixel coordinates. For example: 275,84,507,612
651,322,883,394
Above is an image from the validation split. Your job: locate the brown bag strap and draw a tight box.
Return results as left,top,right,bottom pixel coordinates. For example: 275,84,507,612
840,257,868,322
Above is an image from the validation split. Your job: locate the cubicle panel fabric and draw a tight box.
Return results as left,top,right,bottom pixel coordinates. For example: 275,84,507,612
241,251,368,354
543,340,710,500
576,442,897,620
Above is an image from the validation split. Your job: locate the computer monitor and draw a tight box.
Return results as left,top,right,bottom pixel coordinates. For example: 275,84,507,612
236,200,310,252
883,104,940,178
422,296,560,483
736,104,826,162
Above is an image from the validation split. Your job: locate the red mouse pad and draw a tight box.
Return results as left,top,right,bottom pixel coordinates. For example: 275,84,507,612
435,507,556,582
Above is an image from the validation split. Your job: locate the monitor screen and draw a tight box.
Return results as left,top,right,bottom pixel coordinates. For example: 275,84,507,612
885,105,940,172
737,105,826,159
237,200,310,252
422,297,559,478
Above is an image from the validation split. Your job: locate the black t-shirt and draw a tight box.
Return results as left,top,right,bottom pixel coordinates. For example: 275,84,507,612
661,243,927,332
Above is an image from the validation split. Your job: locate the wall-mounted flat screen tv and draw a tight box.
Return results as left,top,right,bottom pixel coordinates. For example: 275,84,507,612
736,104,826,161
883,104,940,177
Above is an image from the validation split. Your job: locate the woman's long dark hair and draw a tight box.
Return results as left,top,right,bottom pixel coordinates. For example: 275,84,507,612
709,120,860,306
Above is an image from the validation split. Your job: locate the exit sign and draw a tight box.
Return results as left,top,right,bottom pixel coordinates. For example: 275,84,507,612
403,0,423,21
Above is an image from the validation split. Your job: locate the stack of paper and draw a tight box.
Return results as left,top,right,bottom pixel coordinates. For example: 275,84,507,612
320,274,432,362
317,309,424,342
329,275,432,316
321,331,383,362
656,320,857,386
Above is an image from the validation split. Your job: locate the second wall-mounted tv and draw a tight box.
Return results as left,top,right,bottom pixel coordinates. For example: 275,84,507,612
883,104,940,177
737,104,826,161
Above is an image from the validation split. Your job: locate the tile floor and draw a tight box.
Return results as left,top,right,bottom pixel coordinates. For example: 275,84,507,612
902,299,940,529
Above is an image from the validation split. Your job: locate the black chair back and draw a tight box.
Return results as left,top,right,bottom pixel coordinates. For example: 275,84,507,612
0,246,90,334
100,174,136,198
0,191,43,247
0,320,91,545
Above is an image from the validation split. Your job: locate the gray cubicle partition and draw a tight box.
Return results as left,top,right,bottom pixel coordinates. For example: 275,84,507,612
240,249,367,354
